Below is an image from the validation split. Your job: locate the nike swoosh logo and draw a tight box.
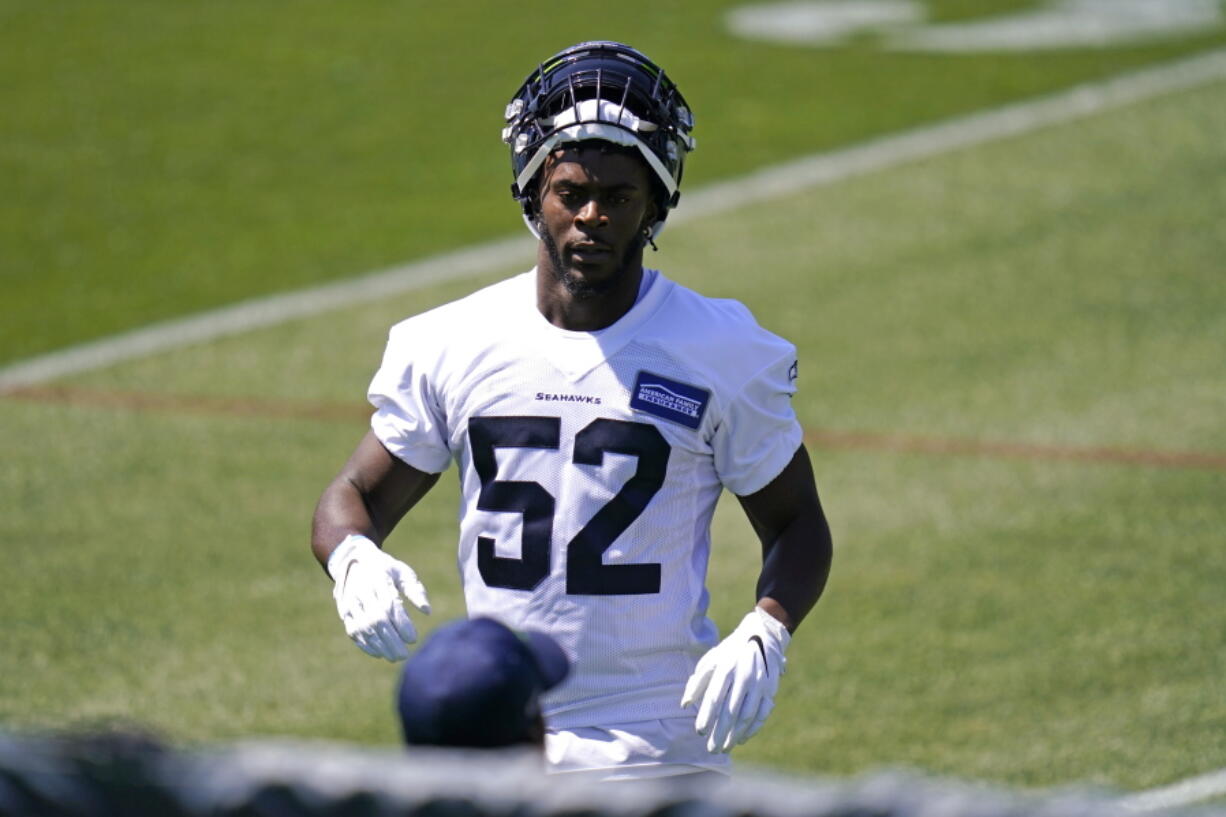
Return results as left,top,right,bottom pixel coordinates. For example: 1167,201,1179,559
749,634,769,675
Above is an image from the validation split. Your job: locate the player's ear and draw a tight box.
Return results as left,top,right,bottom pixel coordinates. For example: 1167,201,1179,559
523,183,544,227
641,198,659,236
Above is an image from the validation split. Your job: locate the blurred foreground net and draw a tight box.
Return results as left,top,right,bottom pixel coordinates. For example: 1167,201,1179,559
1,731,1221,817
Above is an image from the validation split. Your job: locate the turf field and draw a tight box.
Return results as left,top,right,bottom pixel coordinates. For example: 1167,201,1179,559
3,0,1225,802
5,0,1226,365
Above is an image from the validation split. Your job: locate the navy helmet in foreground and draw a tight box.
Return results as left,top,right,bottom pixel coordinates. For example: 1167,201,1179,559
502,41,696,240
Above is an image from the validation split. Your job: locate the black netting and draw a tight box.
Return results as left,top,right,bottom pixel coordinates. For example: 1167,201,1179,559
0,732,1219,817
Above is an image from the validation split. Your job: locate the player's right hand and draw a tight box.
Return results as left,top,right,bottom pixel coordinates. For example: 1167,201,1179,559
327,534,431,662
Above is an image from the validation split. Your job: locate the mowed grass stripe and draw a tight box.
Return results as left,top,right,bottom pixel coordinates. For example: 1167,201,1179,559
7,384,1226,472
2,46,1225,392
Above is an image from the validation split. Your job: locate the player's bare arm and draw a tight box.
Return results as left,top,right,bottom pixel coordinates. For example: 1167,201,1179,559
311,431,440,661
683,443,832,753
311,430,439,563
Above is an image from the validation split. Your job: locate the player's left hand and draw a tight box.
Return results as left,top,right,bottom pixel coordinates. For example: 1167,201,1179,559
681,606,791,753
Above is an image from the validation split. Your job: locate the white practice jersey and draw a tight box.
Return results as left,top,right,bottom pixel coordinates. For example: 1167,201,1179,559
368,269,802,730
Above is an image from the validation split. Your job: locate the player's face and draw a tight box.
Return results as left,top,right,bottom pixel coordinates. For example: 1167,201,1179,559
536,145,657,299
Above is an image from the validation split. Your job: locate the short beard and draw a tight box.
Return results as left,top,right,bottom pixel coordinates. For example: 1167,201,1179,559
540,221,647,300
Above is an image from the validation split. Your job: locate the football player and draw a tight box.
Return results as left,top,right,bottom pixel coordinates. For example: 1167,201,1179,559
312,41,833,781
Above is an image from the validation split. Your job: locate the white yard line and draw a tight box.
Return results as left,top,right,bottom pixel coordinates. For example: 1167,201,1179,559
3,47,1225,392
1118,767,1226,811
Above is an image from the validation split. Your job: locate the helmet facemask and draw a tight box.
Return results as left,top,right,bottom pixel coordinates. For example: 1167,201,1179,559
503,42,695,241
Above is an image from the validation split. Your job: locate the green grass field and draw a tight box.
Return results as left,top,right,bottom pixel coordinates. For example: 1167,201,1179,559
3,0,1225,801
4,0,1226,365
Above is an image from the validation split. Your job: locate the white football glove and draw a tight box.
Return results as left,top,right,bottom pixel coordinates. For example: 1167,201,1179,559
681,606,791,753
326,534,430,662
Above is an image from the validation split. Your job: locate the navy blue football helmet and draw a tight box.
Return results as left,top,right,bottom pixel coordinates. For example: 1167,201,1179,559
502,41,696,239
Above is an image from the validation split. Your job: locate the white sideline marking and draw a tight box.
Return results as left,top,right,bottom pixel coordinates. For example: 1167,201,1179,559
892,0,1224,53
1119,767,1226,811
725,0,1224,52
0,234,530,391
3,47,1226,391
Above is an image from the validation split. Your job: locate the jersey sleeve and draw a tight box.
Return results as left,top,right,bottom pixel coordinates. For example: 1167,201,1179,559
711,343,803,497
367,321,453,474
